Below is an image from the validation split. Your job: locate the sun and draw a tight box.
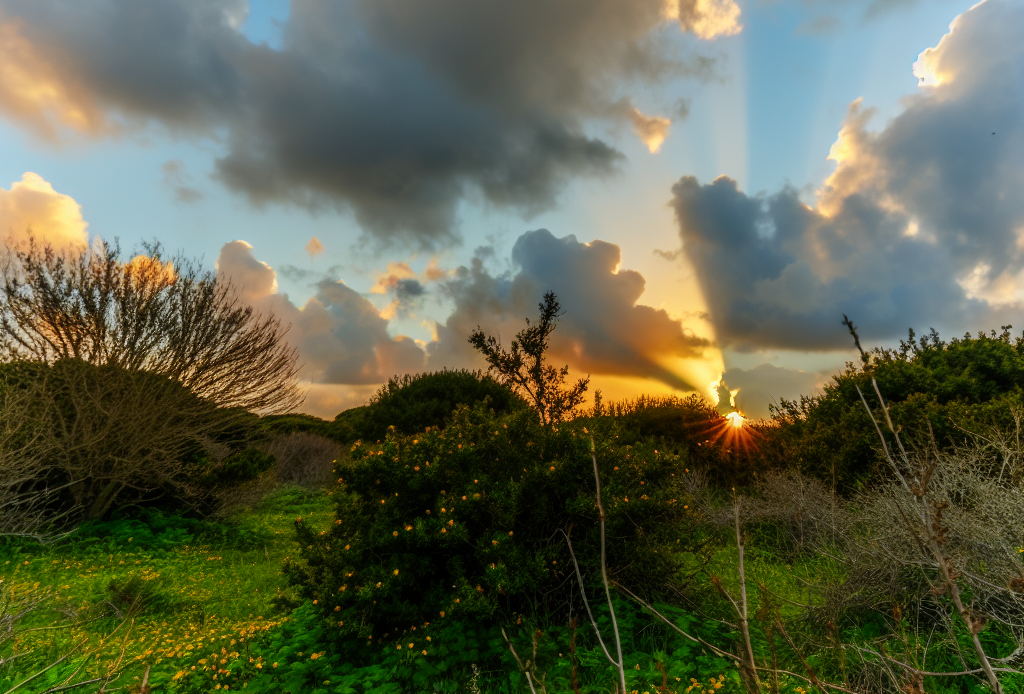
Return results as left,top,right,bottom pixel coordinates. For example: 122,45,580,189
725,410,745,429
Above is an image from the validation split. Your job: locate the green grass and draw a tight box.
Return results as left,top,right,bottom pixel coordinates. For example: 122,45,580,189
0,487,335,693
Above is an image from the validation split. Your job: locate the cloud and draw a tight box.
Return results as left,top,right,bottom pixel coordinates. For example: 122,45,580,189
215,239,277,303
215,230,713,416
0,172,88,251
665,0,742,40
0,0,738,246
215,240,426,394
305,237,324,258
670,0,1024,352
0,15,106,140
429,229,712,391
628,106,672,153
161,159,204,203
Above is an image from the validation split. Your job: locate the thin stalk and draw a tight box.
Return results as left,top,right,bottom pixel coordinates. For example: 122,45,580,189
592,437,626,694
734,496,762,694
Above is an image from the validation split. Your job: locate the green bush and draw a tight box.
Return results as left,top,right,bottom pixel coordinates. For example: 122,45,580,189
203,448,277,487
766,328,1024,491
57,507,271,553
285,402,701,642
340,369,528,443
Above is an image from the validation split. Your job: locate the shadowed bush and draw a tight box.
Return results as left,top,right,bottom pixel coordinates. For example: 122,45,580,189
285,402,705,640
340,369,529,443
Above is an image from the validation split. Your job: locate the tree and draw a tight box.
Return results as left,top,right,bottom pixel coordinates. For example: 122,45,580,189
0,239,300,413
468,291,589,426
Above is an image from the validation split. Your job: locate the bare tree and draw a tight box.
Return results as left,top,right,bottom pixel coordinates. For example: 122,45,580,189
0,239,300,413
469,291,588,426
0,369,66,540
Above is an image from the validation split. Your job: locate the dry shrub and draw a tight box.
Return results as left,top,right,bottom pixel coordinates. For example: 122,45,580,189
263,432,342,488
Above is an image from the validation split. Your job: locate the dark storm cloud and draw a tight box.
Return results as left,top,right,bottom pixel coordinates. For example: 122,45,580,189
0,0,732,246
429,229,711,390
0,0,247,128
670,0,1024,352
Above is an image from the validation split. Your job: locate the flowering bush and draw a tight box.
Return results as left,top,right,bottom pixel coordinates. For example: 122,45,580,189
285,402,702,641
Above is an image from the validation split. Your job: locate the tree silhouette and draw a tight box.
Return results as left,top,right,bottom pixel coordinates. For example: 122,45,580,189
468,291,589,425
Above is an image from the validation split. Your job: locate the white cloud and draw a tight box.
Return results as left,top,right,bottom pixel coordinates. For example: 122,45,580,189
0,171,88,251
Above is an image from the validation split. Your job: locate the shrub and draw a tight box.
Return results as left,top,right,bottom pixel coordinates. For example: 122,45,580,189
285,402,701,641
203,448,276,486
469,291,589,425
344,369,528,443
264,433,342,488
0,358,256,522
766,327,1024,491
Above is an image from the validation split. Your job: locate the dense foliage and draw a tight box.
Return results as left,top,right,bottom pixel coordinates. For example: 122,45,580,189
767,327,1024,490
334,369,529,443
286,403,701,640
0,358,256,523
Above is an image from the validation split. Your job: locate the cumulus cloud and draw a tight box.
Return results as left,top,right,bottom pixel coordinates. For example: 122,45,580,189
0,171,88,251
0,0,738,245
216,240,426,392
215,230,712,416
429,229,712,390
671,0,1024,351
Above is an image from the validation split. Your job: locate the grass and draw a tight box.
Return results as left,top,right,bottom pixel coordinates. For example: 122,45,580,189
0,486,335,692
0,491,827,693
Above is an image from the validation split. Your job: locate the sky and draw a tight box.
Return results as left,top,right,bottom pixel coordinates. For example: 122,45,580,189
0,0,1021,419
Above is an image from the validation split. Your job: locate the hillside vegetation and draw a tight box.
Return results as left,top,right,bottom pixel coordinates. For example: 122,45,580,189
4,249,1024,693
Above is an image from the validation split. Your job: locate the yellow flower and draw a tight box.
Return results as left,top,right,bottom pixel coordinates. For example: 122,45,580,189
393,569,399,575
422,650,427,655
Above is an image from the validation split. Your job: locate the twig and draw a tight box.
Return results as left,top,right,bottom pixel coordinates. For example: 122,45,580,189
559,528,617,667
732,493,761,694
501,628,540,694
592,437,626,694
612,582,739,662
773,617,824,693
